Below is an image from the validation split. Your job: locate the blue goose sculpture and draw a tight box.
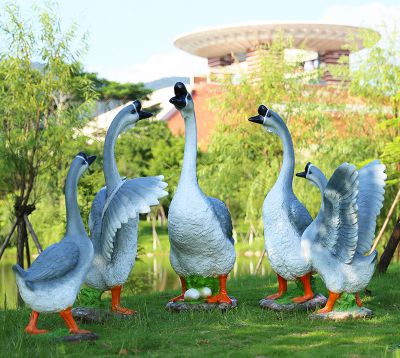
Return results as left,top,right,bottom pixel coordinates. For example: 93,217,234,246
168,82,236,304
85,100,168,314
296,161,386,312
13,152,96,334
248,105,314,303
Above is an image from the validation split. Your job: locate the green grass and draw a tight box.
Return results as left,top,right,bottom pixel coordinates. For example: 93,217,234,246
1,266,400,357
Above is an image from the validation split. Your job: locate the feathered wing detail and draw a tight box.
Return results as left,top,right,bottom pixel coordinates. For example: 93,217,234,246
356,160,386,254
100,175,168,262
288,199,313,237
313,163,359,264
14,241,79,290
208,197,234,244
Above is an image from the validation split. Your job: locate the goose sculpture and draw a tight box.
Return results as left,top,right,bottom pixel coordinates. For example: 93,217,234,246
13,152,96,334
168,82,236,304
85,100,168,314
296,160,386,312
248,105,314,303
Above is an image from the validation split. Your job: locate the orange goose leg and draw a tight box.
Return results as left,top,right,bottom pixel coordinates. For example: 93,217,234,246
355,293,363,307
207,274,232,304
59,307,91,334
111,285,136,314
318,291,342,313
292,273,314,303
266,274,287,300
24,310,48,334
170,276,187,302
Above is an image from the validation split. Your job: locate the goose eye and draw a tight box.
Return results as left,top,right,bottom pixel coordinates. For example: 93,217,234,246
309,170,312,175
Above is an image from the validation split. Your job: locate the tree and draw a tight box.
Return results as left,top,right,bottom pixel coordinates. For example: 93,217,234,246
79,72,152,102
0,4,97,268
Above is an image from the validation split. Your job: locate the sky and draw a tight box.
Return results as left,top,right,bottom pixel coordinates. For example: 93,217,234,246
7,0,400,83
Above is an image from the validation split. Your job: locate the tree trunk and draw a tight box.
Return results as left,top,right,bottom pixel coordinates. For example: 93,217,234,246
377,216,400,274
16,217,26,269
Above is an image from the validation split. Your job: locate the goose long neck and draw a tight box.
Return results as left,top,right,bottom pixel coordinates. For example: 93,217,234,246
179,108,198,187
104,116,124,194
274,118,295,189
65,166,85,236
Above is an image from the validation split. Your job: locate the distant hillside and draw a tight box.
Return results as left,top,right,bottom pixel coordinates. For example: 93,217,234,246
145,76,190,90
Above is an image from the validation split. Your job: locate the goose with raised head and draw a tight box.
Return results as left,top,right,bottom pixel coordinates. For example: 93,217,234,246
13,152,96,334
296,161,386,312
168,82,236,304
85,101,168,314
248,105,314,303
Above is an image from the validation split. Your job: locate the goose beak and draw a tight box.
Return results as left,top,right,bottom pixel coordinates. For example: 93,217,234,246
296,171,307,178
248,115,264,124
132,100,153,120
138,110,153,120
169,96,186,109
87,155,97,166
170,81,188,109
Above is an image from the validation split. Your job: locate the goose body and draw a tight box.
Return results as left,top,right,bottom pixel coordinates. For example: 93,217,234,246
85,101,168,313
249,105,313,302
13,153,96,334
168,83,235,303
297,161,386,312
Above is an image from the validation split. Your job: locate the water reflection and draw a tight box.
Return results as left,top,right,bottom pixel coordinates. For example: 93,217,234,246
0,254,272,308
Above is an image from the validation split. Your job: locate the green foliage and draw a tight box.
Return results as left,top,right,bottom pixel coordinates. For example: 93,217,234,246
75,287,104,308
185,275,219,293
334,292,358,311
79,72,151,102
0,3,97,243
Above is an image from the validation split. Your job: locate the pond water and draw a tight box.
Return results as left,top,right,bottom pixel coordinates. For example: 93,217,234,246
0,253,273,309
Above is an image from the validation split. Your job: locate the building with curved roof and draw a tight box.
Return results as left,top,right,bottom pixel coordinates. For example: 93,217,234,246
174,22,380,84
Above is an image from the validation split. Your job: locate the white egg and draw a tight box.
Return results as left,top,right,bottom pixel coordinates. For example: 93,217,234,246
199,287,212,298
184,288,200,301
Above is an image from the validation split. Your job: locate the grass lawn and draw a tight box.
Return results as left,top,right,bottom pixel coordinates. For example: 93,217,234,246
1,265,400,357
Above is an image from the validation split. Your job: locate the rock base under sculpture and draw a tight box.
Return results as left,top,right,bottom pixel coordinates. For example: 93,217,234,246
259,294,327,312
166,297,238,312
309,307,373,321
72,307,136,324
60,332,99,343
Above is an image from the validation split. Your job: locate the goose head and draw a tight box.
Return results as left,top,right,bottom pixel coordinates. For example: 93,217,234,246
169,82,194,114
115,100,153,133
248,105,282,135
296,162,326,189
74,152,97,178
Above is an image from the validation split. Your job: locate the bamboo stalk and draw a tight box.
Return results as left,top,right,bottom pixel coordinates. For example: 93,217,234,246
0,220,18,260
370,188,400,254
24,215,43,253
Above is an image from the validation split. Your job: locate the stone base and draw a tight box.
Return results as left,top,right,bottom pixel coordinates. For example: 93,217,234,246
166,297,238,312
60,332,99,343
309,307,373,321
72,307,136,324
259,293,327,312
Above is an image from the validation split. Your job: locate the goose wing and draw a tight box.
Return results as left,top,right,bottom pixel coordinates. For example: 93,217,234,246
356,160,386,254
312,163,359,264
100,175,168,262
22,241,80,287
288,199,313,237
207,197,234,244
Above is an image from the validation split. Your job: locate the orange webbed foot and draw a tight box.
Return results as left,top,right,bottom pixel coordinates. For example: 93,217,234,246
111,305,137,315
265,292,284,300
70,329,92,335
355,293,363,307
207,292,232,304
317,306,333,314
24,327,48,335
292,294,314,304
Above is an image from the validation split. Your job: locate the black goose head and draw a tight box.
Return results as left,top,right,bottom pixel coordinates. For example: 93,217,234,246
169,82,190,109
296,162,312,178
132,100,153,120
248,105,271,124
77,152,96,166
